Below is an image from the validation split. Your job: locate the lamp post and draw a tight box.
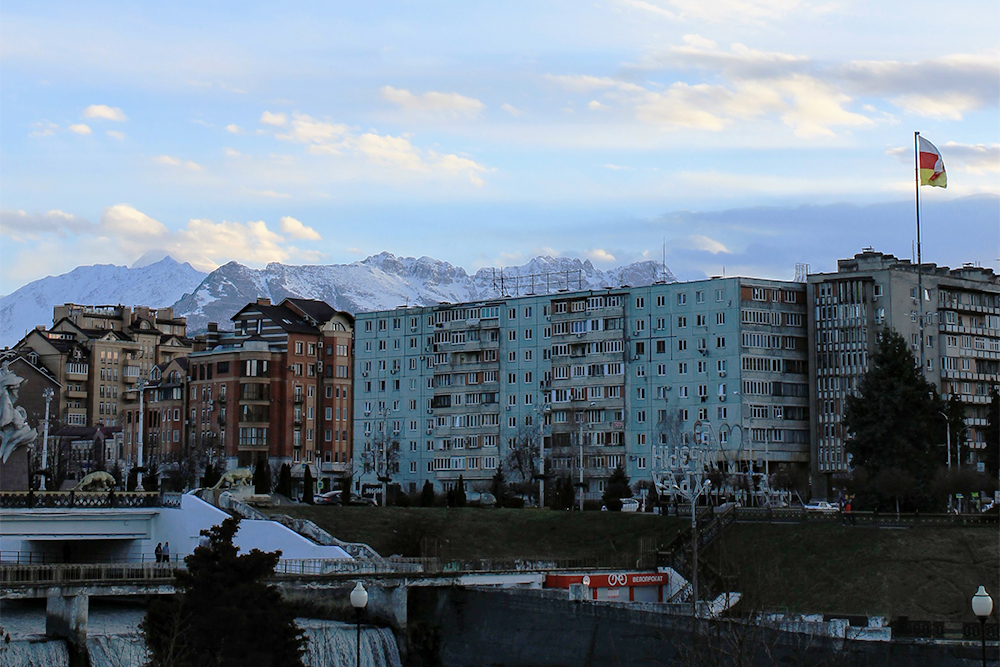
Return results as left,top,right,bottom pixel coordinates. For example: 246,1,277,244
576,402,595,512
971,585,993,667
40,388,54,491
536,403,551,509
136,377,146,491
350,581,368,667
938,410,953,510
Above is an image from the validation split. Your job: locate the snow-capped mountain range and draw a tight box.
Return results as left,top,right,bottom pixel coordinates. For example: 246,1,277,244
0,257,207,347
1,253,674,346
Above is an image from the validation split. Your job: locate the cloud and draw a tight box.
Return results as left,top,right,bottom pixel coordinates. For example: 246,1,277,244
225,124,243,134
3,204,327,277
280,216,322,240
268,111,491,186
943,142,1000,174
156,155,204,171
587,100,604,110
100,204,170,237
585,248,617,263
566,36,875,136
224,147,243,157
380,86,485,116
260,111,288,126
68,124,92,135
887,142,1000,175
501,103,522,117
679,235,731,254
618,0,804,23
0,209,93,239
83,105,127,122
619,0,675,19
841,52,1000,120
546,74,645,93
29,121,58,137
244,189,291,199
275,113,350,152
106,130,126,140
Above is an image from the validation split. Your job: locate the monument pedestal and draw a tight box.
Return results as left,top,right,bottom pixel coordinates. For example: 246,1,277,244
0,446,31,491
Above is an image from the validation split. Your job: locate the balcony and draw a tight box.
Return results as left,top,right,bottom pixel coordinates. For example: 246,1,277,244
66,363,89,376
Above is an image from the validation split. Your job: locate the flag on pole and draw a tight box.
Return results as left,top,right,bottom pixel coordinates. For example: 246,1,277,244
917,136,947,188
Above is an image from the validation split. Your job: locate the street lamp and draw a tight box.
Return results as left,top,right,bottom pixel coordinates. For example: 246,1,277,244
39,388,54,491
136,377,146,491
536,403,551,509
350,581,368,667
971,585,993,667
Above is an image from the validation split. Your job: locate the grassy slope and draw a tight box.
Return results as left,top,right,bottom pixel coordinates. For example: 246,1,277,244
707,523,1000,622
273,506,999,622
270,506,684,562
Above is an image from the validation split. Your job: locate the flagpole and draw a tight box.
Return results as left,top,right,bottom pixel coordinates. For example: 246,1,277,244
914,131,924,371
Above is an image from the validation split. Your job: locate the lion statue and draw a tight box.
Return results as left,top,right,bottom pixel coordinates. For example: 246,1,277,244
212,468,253,490
75,471,117,492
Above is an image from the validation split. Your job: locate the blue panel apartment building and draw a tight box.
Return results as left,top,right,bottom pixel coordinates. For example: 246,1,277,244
353,277,809,501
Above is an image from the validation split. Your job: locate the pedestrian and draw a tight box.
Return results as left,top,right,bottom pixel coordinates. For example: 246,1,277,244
845,498,855,526
162,541,170,564
155,542,163,563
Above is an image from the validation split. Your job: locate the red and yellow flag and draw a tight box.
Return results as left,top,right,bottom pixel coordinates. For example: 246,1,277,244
918,136,947,188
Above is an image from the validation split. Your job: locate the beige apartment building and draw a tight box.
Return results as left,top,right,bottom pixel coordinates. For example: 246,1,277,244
14,304,192,430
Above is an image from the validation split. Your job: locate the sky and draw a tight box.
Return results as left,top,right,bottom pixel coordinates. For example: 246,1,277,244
1,1,998,296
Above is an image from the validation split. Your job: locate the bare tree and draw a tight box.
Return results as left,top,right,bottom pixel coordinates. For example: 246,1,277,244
360,430,400,502
503,424,540,500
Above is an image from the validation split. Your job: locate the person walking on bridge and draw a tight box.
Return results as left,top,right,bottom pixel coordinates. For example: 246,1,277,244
155,542,163,563
162,542,170,564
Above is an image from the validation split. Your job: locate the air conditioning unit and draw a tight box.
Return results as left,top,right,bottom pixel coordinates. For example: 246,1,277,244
426,428,433,434
719,395,726,402
427,409,433,414
362,372,368,377
719,371,727,377
364,410,371,416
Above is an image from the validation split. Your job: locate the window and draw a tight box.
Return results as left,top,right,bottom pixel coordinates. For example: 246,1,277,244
678,339,687,351
678,316,687,328
696,290,705,304
635,342,645,356
656,340,666,354
716,289,724,302
636,410,646,423
696,314,706,327
635,297,645,309
716,336,726,348
656,295,665,307
678,362,688,374
716,312,725,325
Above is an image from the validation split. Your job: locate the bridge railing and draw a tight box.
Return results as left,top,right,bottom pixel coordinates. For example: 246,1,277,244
0,491,182,509
733,507,997,527
0,562,177,587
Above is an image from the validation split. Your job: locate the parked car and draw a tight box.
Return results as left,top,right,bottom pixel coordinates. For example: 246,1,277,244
314,491,342,506
804,501,838,513
346,495,377,506
620,498,640,513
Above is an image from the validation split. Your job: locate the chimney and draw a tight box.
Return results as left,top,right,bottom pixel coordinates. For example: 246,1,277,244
208,322,218,332
256,298,271,306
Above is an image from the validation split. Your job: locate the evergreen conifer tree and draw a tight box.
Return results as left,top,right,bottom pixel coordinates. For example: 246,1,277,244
844,329,945,504
142,517,305,667
276,463,292,498
420,480,435,507
253,456,271,494
984,386,999,477
302,467,314,504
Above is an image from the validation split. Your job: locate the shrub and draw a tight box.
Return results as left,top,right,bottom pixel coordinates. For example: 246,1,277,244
504,497,525,509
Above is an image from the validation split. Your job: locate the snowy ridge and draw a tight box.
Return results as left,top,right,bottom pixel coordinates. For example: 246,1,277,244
0,257,206,347
173,253,672,333
0,253,674,344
